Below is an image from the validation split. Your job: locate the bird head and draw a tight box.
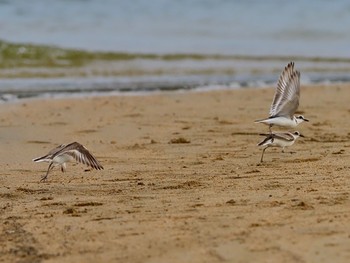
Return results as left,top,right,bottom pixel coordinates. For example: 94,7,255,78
296,115,309,124
293,131,304,138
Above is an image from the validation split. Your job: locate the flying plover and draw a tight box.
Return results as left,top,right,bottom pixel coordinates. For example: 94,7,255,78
257,131,304,162
255,62,309,132
33,142,103,182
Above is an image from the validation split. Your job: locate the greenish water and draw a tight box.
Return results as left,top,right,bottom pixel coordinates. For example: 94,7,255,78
0,39,155,68
1,39,350,71
1,40,350,102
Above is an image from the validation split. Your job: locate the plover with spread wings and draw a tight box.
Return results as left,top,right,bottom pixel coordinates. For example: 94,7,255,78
33,142,103,182
255,62,309,132
257,131,304,162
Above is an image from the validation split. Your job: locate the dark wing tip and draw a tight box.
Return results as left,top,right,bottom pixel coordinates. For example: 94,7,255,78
84,151,104,171
32,155,48,162
259,133,270,136
257,137,271,146
285,61,294,70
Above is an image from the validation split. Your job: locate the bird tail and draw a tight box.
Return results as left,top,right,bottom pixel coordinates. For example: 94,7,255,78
254,118,270,124
32,155,49,162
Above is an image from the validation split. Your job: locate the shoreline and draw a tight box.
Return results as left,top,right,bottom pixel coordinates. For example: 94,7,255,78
2,76,350,104
1,84,350,262
2,39,350,103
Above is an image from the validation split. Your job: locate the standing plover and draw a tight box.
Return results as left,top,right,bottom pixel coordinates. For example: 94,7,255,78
255,62,309,132
33,142,103,182
257,131,304,162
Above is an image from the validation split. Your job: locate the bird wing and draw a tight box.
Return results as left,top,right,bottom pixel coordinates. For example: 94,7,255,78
257,134,274,146
32,144,66,162
47,144,67,156
56,142,104,170
269,62,300,118
273,133,295,142
258,132,294,144
269,62,295,116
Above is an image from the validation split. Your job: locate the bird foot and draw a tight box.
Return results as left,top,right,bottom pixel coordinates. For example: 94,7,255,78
40,175,48,182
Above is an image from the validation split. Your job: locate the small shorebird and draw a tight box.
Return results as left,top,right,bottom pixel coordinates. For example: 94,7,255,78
33,142,103,182
255,62,309,132
257,131,304,162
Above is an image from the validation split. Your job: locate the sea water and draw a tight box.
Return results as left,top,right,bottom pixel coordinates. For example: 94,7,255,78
0,0,350,100
1,0,350,56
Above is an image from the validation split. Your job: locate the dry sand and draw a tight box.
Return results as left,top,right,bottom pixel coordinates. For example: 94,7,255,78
1,84,350,263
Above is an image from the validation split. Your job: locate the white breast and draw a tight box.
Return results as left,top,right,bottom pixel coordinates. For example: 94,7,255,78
264,116,297,128
52,154,75,165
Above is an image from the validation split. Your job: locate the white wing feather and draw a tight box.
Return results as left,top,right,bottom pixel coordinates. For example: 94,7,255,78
269,62,300,118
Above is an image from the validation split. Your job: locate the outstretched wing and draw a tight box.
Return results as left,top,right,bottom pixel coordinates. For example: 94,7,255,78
269,62,300,118
57,142,104,170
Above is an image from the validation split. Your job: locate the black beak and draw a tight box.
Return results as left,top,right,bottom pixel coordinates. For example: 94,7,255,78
299,134,305,138
303,118,309,122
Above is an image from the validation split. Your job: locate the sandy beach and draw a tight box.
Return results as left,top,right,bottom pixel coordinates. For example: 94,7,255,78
1,84,350,263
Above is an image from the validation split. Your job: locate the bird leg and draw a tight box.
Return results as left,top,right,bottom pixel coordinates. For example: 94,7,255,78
260,147,268,162
40,163,54,182
61,163,66,173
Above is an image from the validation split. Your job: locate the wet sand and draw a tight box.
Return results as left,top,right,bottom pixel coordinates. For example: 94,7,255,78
1,84,350,263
